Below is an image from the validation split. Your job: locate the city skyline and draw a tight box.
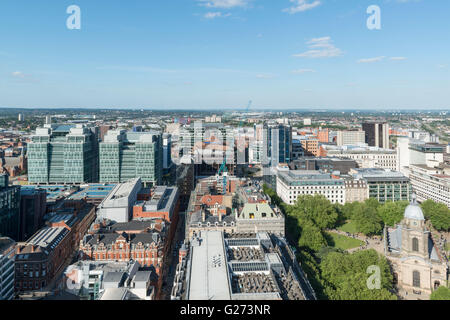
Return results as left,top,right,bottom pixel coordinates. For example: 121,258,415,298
0,0,449,109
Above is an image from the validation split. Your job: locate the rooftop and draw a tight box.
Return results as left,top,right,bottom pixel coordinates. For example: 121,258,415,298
188,231,231,300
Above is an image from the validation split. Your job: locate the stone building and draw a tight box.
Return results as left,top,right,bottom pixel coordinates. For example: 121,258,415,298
385,196,448,299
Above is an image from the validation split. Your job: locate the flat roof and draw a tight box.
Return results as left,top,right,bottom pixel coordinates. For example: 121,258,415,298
188,231,231,300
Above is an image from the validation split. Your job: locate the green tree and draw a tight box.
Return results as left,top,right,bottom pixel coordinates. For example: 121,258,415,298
430,286,450,300
421,200,450,231
320,249,396,300
291,194,339,230
298,219,328,252
377,201,409,227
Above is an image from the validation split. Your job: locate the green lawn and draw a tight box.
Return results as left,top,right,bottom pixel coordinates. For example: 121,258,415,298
326,232,365,250
337,220,359,234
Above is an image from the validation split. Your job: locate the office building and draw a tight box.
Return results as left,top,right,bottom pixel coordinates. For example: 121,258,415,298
276,170,345,205
264,123,292,167
19,188,46,242
396,138,445,175
28,124,99,184
99,130,162,186
96,178,142,223
408,164,450,208
0,237,16,300
336,130,365,146
289,157,357,175
324,145,397,171
362,122,389,149
351,168,411,203
63,260,155,300
0,175,21,240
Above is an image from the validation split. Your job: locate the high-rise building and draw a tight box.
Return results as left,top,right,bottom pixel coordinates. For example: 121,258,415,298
99,130,162,186
0,175,21,240
362,122,390,149
336,130,365,146
0,237,16,300
27,124,99,184
18,188,47,241
264,123,292,167
162,133,172,170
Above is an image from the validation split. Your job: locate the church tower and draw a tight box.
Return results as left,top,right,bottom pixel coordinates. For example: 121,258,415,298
400,194,429,259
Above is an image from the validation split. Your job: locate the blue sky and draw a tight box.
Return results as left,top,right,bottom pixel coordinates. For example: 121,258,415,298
0,0,449,110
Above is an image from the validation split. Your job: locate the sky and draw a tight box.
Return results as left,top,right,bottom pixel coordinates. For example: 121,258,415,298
0,0,449,110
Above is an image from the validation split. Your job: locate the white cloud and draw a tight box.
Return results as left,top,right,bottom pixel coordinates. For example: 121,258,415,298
256,73,276,79
197,0,249,8
357,56,386,63
283,0,321,14
389,57,407,61
11,71,26,78
204,12,231,19
292,69,316,74
293,37,343,58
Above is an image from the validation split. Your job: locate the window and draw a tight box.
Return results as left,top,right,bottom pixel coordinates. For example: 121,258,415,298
412,238,419,252
413,271,420,288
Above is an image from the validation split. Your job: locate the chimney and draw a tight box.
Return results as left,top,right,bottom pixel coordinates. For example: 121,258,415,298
201,210,206,223
218,211,222,222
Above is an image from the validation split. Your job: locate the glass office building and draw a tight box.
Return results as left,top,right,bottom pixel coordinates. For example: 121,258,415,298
99,130,162,186
264,123,292,167
27,124,99,184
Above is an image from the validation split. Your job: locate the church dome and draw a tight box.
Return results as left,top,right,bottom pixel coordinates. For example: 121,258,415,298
404,194,425,220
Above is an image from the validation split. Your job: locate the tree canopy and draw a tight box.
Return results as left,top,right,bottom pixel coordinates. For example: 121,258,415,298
430,286,450,300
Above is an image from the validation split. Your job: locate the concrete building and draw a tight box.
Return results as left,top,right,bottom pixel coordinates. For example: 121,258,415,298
336,130,365,146
344,178,369,203
385,197,448,299
0,237,16,300
63,260,155,300
325,145,397,171
236,203,285,236
289,157,357,175
408,164,450,208
276,170,345,205
96,178,142,223
99,130,162,186
350,168,411,203
396,138,445,175
172,231,315,300
362,122,389,149
28,124,99,184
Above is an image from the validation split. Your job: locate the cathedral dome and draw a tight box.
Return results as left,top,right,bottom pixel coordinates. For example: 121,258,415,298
404,194,425,221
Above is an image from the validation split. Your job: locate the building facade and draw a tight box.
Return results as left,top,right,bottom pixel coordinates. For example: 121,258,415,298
0,175,21,241
0,237,16,300
408,164,450,208
385,198,448,298
100,130,162,186
28,124,99,184
362,122,389,149
276,170,345,205
351,168,411,203
336,130,365,146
